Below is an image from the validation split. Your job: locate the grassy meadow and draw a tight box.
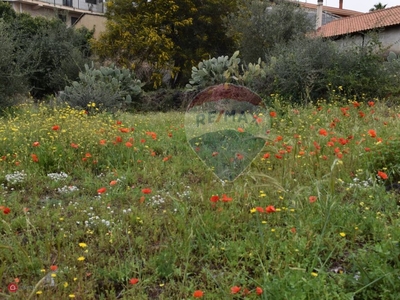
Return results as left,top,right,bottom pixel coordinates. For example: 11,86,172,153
1,97,400,299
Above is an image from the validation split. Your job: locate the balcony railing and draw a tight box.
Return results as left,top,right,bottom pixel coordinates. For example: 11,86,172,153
19,0,106,14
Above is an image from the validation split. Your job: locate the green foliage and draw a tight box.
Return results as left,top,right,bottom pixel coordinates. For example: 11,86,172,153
26,20,93,98
0,20,38,109
94,0,237,88
0,8,93,100
60,63,143,111
261,37,337,102
0,1,16,20
225,0,313,63
186,51,266,91
368,138,400,186
259,36,397,102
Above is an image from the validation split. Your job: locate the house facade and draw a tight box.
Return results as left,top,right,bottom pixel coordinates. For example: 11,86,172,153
295,1,362,28
317,6,400,53
4,0,106,38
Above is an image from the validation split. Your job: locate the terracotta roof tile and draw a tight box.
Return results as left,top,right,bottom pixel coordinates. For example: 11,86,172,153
318,6,400,37
298,2,362,18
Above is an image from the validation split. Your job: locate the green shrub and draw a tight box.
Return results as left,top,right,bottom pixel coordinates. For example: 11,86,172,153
225,0,313,63
0,20,38,109
59,63,143,111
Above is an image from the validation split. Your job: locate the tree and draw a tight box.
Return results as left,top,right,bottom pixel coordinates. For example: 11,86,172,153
224,0,313,63
93,0,237,88
0,8,93,99
369,2,387,11
0,20,38,108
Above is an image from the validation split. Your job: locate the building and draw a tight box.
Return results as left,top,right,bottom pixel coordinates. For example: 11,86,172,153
296,0,362,28
4,0,106,38
317,6,400,53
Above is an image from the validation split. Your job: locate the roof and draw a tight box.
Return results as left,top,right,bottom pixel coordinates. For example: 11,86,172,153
298,2,362,18
318,6,400,37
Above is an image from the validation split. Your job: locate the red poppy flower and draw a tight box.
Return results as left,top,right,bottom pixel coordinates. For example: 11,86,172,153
377,171,388,180
85,153,92,158
99,139,107,145
368,101,375,107
318,129,328,136
290,228,296,234
115,136,123,143
142,188,152,194
116,120,122,125
256,206,264,213
119,128,129,133
129,278,139,285
31,154,39,163
2,207,11,214
236,153,244,160
110,180,118,186
221,194,232,202
368,129,377,138
269,111,277,118
338,138,348,145
309,196,317,203
70,143,79,149
231,286,241,294
256,287,263,295
163,155,172,162
140,139,146,143
125,142,133,147
146,131,157,140
238,127,245,133
193,290,204,298
50,265,58,271
265,205,276,213
263,153,270,159
32,141,40,147
313,141,321,150
97,187,107,194
52,125,60,131
210,195,220,203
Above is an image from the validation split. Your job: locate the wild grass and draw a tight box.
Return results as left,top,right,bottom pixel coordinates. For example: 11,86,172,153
0,98,400,299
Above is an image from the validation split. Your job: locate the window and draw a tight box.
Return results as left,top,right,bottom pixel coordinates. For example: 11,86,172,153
63,0,73,7
71,16,78,25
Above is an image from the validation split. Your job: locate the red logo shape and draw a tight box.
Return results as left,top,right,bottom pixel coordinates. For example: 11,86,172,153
8,283,18,292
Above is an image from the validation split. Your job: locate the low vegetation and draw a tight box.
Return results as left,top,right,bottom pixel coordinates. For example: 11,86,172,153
0,97,399,299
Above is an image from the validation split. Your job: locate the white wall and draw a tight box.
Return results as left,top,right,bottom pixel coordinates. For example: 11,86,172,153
334,26,400,54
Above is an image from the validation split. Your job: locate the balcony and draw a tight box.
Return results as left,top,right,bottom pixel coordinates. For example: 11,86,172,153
7,0,106,14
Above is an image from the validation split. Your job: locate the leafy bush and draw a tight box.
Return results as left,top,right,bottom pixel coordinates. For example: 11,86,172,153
0,20,38,109
26,19,93,98
225,0,313,63
59,63,143,111
0,7,93,100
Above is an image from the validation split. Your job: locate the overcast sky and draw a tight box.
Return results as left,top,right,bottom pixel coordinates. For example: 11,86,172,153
300,0,400,12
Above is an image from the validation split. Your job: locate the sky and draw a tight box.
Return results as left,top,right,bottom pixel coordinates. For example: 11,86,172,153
300,0,400,12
